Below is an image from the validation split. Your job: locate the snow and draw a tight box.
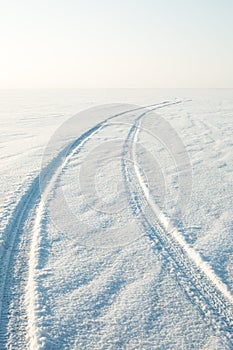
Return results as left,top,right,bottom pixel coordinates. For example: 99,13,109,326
0,89,232,349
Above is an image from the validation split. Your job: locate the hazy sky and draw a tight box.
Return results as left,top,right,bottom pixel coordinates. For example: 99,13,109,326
0,0,233,88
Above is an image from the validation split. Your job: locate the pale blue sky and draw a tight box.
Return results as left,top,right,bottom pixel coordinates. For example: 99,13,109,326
0,0,233,88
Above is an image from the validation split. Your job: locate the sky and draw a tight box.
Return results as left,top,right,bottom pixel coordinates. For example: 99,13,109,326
0,0,233,88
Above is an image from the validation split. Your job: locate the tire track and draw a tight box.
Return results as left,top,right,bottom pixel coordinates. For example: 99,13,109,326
122,108,233,347
25,101,177,350
0,102,170,349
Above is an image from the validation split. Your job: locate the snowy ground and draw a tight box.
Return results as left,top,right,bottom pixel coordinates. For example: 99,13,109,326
0,89,233,349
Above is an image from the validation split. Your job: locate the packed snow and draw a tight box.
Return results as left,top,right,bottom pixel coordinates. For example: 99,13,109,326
0,89,233,349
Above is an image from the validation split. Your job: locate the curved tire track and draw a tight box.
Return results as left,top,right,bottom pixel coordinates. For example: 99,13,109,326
0,102,170,349
122,109,233,348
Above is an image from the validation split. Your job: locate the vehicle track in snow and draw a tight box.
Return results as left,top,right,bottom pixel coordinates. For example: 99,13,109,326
122,109,233,348
1,100,232,349
0,102,169,349
25,100,179,350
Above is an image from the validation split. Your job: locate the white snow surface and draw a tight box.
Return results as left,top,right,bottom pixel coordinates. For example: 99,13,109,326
0,89,233,349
